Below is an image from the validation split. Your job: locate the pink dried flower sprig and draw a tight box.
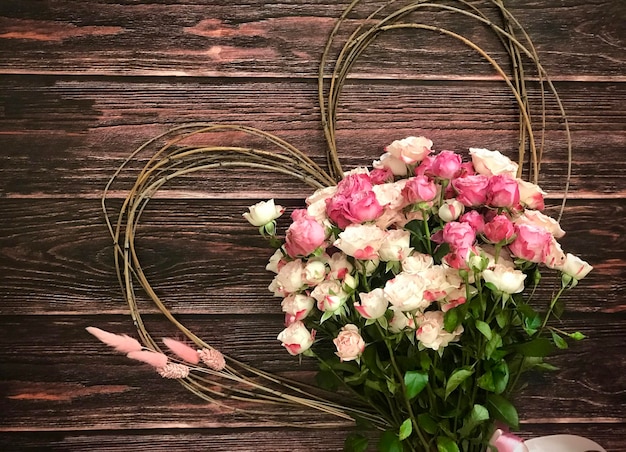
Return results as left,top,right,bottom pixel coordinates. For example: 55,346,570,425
86,327,226,378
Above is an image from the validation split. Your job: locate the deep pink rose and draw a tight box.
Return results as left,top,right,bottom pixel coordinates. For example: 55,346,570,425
369,167,394,185
442,221,476,250
487,174,520,208
460,210,485,234
326,191,383,229
336,173,373,196
414,155,435,177
452,174,489,206
443,246,472,270
508,224,552,263
430,151,462,179
483,214,515,244
285,210,327,257
402,175,438,203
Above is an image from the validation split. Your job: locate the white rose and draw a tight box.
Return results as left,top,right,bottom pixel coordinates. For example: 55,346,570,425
384,272,430,312
355,288,389,319
379,229,412,262
388,306,415,333
334,224,387,260
469,148,519,177
281,294,315,324
265,248,285,273
327,252,353,279
438,199,465,222
373,152,408,176
416,310,463,351
372,180,407,210
386,136,433,164
421,266,455,302
333,324,366,362
306,185,337,206
482,264,527,294
243,199,284,226
514,210,565,238
304,260,327,285
402,253,434,274
269,260,304,296
311,279,348,312
517,179,546,210
557,253,593,280
277,321,315,355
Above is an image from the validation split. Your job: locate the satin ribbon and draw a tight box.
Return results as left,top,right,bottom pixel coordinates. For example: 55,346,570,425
489,428,607,452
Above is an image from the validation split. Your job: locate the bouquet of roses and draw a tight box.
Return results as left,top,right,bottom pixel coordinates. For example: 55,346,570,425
245,136,592,452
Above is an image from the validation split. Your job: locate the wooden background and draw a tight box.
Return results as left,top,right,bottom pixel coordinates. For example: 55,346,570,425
0,0,624,450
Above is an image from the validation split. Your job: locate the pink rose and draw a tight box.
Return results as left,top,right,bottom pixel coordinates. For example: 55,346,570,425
483,214,515,244
430,150,462,179
326,174,384,229
355,288,389,319
452,174,489,206
277,321,315,356
487,174,520,208
508,224,552,263
443,221,476,250
460,210,485,234
388,306,415,333
514,210,565,238
442,246,472,270
369,167,394,184
333,324,366,362
284,210,327,258
402,175,438,203
386,136,433,164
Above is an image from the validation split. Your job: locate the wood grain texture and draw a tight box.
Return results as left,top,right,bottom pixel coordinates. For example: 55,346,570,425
0,0,624,450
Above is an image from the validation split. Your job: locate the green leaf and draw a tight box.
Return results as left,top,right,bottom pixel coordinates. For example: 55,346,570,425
551,331,569,349
444,308,460,333
378,430,403,452
485,332,502,359
320,309,334,324
364,378,387,393
486,394,519,430
458,404,490,437
495,311,509,329
475,319,492,340
477,370,495,392
417,413,438,435
404,370,429,400
569,331,586,341
398,418,412,441
436,436,460,452
514,337,554,357
343,433,368,452
492,361,510,394
445,368,473,399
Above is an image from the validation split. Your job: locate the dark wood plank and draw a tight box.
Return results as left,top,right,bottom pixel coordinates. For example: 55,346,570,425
0,0,624,79
0,198,622,315
1,76,625,197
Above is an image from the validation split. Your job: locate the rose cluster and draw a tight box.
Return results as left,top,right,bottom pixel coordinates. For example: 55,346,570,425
244,136,592,361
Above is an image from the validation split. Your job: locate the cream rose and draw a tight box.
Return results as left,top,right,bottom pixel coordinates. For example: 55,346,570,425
281,294,315,324
416,310,463,351
277,321,315,355
243,199,285,226
333,324,366,362
384,272,430,312
303,260,327,285
438,199,465,222
514,210,565,238
379,229,412,262
311,279,348,312
557,253,593,280
469,148,519,177
482,264,527,294
373,152,408,176
334,224,387,260
402,253,434,274
268,259,305,296
355,288,389,319
386,136,433,164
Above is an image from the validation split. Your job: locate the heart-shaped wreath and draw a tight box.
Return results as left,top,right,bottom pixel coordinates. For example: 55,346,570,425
90,1,593,451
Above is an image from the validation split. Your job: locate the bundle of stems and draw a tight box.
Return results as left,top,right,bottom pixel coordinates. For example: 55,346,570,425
101,0,572,436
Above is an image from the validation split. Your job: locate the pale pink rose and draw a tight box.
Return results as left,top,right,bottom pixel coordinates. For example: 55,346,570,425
334,224,387,260
284,210,326,258
306,185,337,206
268,260,305,296
414,154,435,177
557,253,593,280
311,279,348,312
508,224,552,263
373,152,409,176
277,321,315,356
373,180,407,210
430,150,462,179
355,288,389,319
544,237,566,270
482,264,527,293
422,266,454,302
452,174,489,206
402,175,438,203
369,167,394,184
375,209,408,230
379,229,412,262
483,214,515,244
243,199,285,226
388,306,416,333
517,179,546,210
514,210,565,238
386,136,433,164
443,221,476,250
306,197,331,224
469,148,519,177
266,248,285,273
282,294,315,325
438,199,465,222
439,287,467,312
460,210,485,234
333,324,366,362
303,260,327,285
384,272,430,312
416,310,463,351
327,252,353,280
487,174,520,208
401,253,434,274
326,190,383,229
